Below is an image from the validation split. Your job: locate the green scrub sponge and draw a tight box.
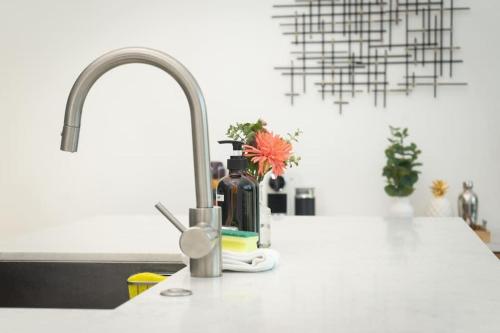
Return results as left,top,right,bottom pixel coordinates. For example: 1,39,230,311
221,229,259,252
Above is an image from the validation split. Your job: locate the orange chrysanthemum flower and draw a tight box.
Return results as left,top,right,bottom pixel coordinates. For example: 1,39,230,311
243,131,292,176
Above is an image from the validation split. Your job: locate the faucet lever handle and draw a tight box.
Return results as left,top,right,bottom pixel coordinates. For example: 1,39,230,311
155,202,217,259
155,202,187,233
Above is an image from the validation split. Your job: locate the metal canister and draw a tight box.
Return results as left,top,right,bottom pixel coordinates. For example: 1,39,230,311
458,181,479,225
295,188,315,216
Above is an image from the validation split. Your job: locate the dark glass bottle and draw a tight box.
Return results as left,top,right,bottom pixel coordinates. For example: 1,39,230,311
245,171,260,233
216,140,259,234
216,170,259,232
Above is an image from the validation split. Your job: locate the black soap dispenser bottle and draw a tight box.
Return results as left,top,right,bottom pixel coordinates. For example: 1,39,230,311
216,140,259,234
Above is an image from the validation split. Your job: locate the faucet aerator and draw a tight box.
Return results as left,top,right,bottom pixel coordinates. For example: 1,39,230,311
60,125,80,152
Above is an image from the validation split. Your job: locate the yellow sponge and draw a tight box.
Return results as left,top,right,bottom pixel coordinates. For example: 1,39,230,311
222,229,259,252
127,272,167,299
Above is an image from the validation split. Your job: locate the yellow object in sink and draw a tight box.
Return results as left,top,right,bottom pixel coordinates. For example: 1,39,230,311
127,272,167,299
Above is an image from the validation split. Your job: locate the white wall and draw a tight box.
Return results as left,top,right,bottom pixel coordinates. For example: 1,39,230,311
0,0,498,238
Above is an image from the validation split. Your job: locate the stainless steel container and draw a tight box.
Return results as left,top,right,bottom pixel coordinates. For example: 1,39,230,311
295,188,315,216
458,181,479,225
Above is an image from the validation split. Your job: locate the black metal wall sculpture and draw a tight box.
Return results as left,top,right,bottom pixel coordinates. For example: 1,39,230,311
272,0,469,113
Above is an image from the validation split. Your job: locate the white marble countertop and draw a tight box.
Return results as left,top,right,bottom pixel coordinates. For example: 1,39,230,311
0,214,184,260
1,216,499,333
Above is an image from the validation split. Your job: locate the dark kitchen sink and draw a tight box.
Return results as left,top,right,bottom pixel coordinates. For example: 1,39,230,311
0,255,185,309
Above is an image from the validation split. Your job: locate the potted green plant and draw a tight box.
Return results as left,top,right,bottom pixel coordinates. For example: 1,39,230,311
382,126,422,219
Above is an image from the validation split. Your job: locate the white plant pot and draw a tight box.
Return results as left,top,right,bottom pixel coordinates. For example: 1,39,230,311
428,197,453,217
388,197,414,220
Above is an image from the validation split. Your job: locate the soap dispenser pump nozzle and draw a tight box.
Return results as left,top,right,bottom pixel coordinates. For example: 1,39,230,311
218,140,248,170
218,140,244,155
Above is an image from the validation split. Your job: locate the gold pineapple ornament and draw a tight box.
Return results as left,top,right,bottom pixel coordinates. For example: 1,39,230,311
431,180,449,197
428,180,453,217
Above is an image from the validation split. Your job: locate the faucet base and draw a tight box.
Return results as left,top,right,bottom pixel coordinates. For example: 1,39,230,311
189,207,222,277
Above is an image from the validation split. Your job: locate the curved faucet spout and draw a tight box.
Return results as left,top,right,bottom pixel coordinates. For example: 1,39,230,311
60,47,212,209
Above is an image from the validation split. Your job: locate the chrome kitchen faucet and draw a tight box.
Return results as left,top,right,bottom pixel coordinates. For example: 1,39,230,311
60,47,222,278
